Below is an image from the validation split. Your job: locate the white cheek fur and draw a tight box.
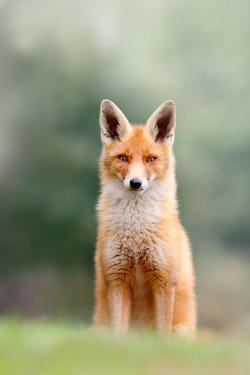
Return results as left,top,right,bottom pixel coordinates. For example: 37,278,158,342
123,178,130,189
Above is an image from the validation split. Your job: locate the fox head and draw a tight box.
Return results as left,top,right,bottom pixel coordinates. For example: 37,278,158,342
99,99,176,193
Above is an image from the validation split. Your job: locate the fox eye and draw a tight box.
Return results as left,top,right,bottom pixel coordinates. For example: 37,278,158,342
146,156,157,163
118,155,128,162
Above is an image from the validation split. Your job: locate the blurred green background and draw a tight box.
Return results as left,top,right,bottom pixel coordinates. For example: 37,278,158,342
0,0,249,334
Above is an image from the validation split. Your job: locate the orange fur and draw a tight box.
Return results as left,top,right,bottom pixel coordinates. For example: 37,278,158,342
94,100,196,336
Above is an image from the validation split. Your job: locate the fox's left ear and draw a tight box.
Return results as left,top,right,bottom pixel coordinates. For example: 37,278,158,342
146,101,176,145
99,99,131,145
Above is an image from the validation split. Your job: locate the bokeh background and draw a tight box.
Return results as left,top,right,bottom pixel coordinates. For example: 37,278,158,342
0,0,249,335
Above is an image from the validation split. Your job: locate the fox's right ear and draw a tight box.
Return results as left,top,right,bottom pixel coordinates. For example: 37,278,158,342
146,101,176,145
99,99,131,145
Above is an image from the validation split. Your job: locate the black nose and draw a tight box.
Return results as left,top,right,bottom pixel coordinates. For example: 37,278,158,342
130,178,142,190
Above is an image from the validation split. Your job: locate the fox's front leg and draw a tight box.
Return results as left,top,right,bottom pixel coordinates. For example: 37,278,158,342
108,281,131,334
154,284,175,334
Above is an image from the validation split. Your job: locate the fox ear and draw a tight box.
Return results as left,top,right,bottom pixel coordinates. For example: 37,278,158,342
146,101,176,145
99,99,131,145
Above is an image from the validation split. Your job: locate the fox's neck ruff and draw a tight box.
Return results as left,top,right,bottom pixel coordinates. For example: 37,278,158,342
99,171,178,233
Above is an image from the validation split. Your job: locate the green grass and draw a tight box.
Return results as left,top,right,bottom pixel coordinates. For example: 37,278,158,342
0,319,249,375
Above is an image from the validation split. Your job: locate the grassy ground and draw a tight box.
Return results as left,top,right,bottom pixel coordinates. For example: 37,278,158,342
0,319,249,375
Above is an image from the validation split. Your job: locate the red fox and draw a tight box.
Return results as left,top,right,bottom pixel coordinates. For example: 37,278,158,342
94,100,196,336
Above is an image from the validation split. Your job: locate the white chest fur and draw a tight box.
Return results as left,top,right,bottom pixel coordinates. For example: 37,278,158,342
100,179,171,268
103,179,168,231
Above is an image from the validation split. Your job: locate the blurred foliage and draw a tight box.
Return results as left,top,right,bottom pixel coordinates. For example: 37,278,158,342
0,0,249,277
1,319,250,375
